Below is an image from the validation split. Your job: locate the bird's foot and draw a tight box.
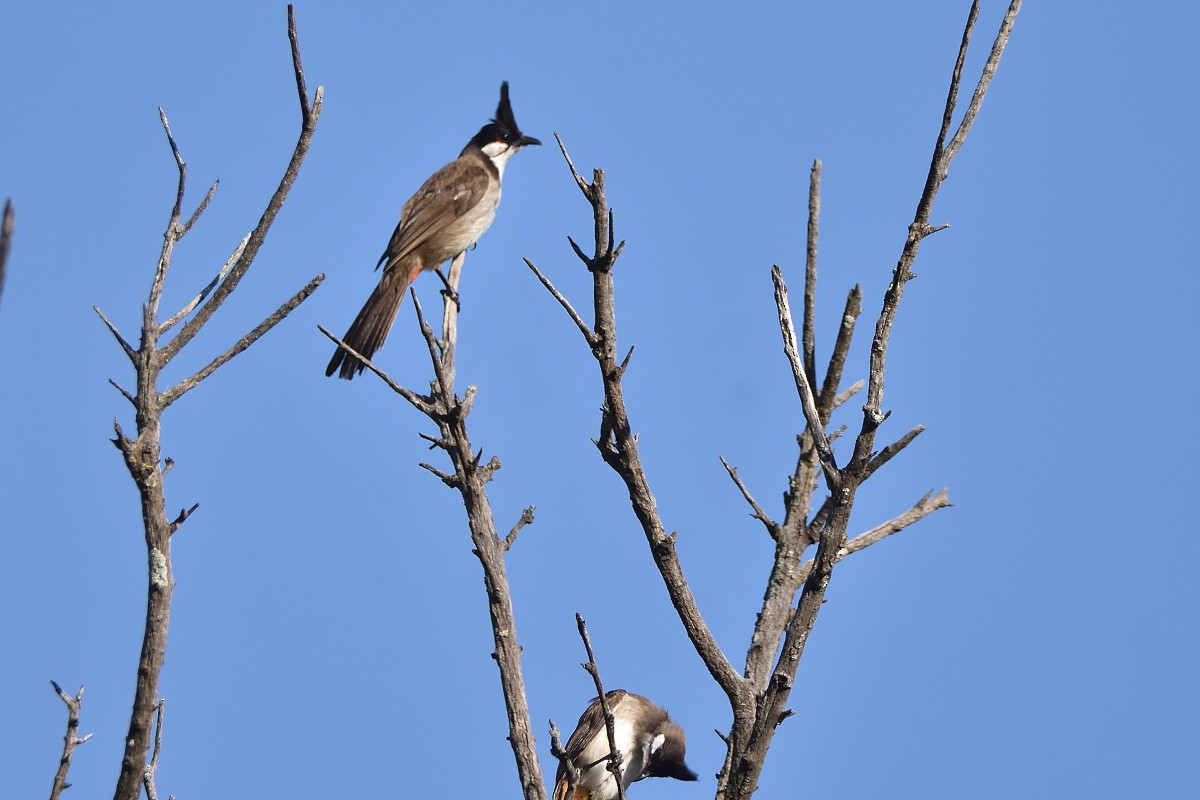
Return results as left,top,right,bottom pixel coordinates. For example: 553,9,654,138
435,267,462,312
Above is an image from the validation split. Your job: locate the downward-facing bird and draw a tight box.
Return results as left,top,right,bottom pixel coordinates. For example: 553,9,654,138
326,82,540,379
553,690,698,800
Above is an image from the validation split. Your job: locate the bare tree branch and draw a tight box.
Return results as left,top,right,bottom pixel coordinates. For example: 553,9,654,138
48,681,92,800
524,257,597,346
159,234,247,334
548,720,580,800
503,506,536,553
179,180,218,238
794,489,953,585
802,160,821,391
159,6,323,366
719,456,780,538
0,199,12,308
93,305,135,361
348,245,547,800
772,266,840,487
574,614,629,800
108,9,323,800
531,6,1018,800
865,425,926,475
945,1,1021,163
142,700,166,800
161,272,324,408
817,285,862,421
534,138,748,707
723,7,1019,798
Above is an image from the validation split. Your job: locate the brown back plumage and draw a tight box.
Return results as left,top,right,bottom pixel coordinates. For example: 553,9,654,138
552,690,696,800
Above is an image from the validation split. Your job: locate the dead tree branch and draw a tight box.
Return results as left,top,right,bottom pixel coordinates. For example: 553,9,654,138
528,138,748,710
531,4,1018,798
575,614,629,800
142,700,167,800
333,253,547,800
0,199,12,308
103,8,322,800
48,682,92,800
725,5,1020,797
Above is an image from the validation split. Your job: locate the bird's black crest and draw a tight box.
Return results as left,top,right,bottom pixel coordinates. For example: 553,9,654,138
465,81,540,152
493,81,519,132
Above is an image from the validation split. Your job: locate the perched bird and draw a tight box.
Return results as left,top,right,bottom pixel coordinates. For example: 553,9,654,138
553,690,698,800
326,82,540,379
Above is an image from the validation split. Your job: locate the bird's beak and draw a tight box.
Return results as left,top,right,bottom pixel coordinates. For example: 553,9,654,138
519,135,543,147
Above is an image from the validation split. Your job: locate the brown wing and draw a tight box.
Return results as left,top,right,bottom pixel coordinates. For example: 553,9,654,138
554,690,630,791
376,157,492,273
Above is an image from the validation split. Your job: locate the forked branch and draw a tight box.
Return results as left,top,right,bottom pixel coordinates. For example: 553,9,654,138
340,246,546,800
48,682,92,800
106,8,323,800
531,5,1019,800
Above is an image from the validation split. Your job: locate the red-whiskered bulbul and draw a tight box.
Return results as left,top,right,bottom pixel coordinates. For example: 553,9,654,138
326,82,540,379
553,690,698,800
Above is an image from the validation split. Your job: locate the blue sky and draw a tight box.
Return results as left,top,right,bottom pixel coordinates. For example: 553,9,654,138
3,2,1198,798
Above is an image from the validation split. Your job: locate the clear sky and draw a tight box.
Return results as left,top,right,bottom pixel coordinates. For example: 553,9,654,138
2,2,1197,798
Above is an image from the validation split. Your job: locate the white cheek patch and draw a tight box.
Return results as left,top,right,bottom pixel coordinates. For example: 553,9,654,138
649,733,665,756
481,140,509,158
481,140,517,178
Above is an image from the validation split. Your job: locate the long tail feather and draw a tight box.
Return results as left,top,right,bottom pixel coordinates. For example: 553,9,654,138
325,269,410,380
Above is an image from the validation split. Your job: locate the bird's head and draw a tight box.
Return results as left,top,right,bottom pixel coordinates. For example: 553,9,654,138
466,81,541,169
643,719,699,782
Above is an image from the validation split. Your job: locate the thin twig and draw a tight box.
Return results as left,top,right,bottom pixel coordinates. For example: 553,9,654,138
179,180,218,238
148,108,185,321
159,17,323,365
945,1,1021,163
773,266,839,487
503,506,536,553
287,4,311,119
93,305,136,360
315,325,438,415
864,425,925,476
549,720,580,800
142,699,166,800
720,456,780,538
802,160,821,390
575,614,628,800
817,285,862,421
160,234,248,334
161,273,324,407
794,489,953,584
554,132,592,198
524,257,597,346
48,681,92,800
0,199,13,307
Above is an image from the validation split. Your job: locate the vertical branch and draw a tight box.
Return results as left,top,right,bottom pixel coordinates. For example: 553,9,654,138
106,10,323,800
575,615,629,800
531,6,1018,800
142,700,166,800
329,239,546,800
0,199,13,307
432,259,547,800
801,160,821,391
723,5,1020,798
160,5,323,364
533,136,747,706
855,0,1019,471
439,251,466,381
48,682,92,800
